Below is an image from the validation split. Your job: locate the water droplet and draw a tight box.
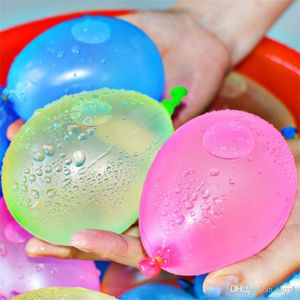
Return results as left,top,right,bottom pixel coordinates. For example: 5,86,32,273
71,18,111,44
65,158,72,165
35,168,43,176
175,187,182,194
202,189,210,199
56,51,64,58
209,168,219,176
176,215,185,225
56,164,62,172
45,165,52,173
33,152,45,162
47,188,56,198
60,153,67,158
64,135,71,143
185,201,194,209
259,169,263,175
73,151,86,167
78,133,87,142
36,263,45,272
213,197,222,204
191,193,198,201
28,174,36,182
44,176,52,184
63,178,72,187
42,145,55,156
87,128,96,136
68,124,79,136
229,178,236,185
203,120,254,159
64,169,71,176
71,45,80,54
71,98,113,127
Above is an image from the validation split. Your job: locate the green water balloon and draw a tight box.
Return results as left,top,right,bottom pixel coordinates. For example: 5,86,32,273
2,88,177,245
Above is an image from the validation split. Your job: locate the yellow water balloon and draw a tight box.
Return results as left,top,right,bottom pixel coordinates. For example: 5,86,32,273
13,287,117,300
2,88,174,245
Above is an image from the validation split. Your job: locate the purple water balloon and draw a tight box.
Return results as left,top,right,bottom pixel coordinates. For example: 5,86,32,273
0,198,100,299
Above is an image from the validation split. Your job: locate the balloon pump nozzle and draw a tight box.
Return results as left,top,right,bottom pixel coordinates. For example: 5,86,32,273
161,86,188,116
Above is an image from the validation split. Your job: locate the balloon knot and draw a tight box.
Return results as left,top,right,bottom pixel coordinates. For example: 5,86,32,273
138,256,162,278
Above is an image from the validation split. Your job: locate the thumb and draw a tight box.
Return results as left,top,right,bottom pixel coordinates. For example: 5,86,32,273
203,224,300,297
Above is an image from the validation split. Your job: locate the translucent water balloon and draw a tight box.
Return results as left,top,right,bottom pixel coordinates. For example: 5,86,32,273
4,16,165,120
119,283,194,300
0,199,100,298
13,288,116,300
0,87,18,196
138,110,297,276
2,88,181,245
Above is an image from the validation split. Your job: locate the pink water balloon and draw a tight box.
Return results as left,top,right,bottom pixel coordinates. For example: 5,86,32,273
0,199,100,298
139,110,297,276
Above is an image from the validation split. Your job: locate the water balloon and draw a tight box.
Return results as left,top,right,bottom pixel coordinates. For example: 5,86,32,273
138,110,297,276
0,199,100,298
2,88,182,245
4,16,165,120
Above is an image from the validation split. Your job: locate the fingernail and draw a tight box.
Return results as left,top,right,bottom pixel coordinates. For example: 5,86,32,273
71,233,91,252
205,275,239,297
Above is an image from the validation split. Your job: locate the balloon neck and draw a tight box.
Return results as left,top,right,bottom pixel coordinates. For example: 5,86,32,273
138,256,163,278
161,86,188,116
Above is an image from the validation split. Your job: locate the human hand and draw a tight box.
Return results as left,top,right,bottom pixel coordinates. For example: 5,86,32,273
202,138,300,297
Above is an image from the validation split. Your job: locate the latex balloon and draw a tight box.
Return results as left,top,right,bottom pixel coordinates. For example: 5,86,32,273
0,199,100,298
2,88,175,245
120,283,194,300
13,288,116,300
139,110,297,276
0,87,18,196
4,16,165,120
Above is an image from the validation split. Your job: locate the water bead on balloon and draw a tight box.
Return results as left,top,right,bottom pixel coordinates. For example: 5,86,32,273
138,110,297,276
13,288,116,300
0,199,100,298
4,16,165,120
2,88,187,245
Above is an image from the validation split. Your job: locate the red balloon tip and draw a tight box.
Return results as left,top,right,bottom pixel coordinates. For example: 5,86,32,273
138,257,162,278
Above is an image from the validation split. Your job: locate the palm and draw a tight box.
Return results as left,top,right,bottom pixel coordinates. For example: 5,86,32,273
122,11,229,127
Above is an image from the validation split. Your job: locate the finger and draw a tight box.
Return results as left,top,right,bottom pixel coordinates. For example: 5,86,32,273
203,225,300,297
7,119,24,141
26,237,91,260
287,139,300,160
70,229,145,267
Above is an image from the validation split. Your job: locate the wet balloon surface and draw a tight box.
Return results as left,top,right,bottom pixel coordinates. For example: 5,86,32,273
13,288,116,300
139,110,297,275
2,89,173,245
4,16,165,120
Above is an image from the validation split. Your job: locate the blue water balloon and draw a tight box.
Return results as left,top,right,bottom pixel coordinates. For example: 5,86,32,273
0,86,18,195
120,283,195,300
4,16,165,120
